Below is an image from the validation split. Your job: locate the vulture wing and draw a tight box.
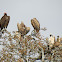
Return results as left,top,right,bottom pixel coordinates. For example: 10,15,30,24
20,21,26,27
31,18,40,32
0,16,6,29
26,27,30,34
4,16,10,28
20,22,26,35
17,23,20,32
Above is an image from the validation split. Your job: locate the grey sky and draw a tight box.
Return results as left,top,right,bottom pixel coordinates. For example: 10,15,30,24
0,0,62,37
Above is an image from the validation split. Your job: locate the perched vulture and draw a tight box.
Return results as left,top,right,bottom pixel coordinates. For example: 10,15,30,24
0,13,10,30
17,22,30,36
41,27,47,31
31,18,40,33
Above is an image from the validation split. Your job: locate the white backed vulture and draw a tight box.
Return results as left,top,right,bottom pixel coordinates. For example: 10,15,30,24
17,22,30,36
31,18,40,33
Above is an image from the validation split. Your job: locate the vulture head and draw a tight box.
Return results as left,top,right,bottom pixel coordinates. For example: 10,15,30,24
31,18,40,33
4,13,7,16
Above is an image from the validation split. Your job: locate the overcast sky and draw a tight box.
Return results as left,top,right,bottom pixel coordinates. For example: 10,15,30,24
0,0,62,37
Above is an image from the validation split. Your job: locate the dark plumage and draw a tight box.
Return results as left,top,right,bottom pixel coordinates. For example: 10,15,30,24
0,13,10,30
31,18,40,32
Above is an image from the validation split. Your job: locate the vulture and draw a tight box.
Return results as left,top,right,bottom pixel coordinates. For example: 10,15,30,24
31,18,40,33
0,13,10,30
41,27,47,31
17,22,30,36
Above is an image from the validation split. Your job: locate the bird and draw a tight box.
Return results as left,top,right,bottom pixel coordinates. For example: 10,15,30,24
41,27,47,31
0,13,10,30
31,18,40,33
17,22,30,36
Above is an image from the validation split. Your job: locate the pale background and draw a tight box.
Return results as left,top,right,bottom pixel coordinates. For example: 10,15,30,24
0,0,62,37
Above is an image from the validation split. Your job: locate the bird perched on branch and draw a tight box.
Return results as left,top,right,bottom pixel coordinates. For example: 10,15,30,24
17,22,30,36
0,13,10,30
41,27,47,31
31,18,40,33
